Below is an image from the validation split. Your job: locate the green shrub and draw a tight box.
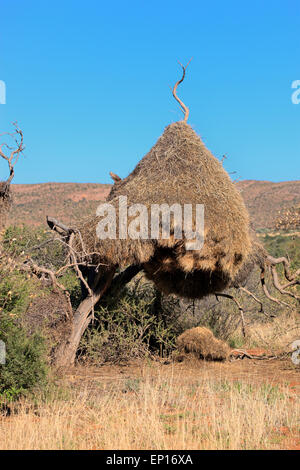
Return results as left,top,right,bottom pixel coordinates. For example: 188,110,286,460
0,270,34,316
0,313,48,402
0,227,57,402
79,281,186,363
3,225,67,270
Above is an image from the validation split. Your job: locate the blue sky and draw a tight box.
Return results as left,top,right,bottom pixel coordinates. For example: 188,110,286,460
0,0,299,184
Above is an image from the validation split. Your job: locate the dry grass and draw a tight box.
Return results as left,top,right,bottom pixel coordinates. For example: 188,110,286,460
245,310,300,353
176,327,230,361
0,363,299,450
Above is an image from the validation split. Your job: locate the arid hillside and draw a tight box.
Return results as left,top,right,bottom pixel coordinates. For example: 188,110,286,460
8,182,111,227
237,180,300,230
8,179,300,230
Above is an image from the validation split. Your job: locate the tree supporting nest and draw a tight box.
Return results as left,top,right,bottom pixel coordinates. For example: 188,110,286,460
13,64,298,366
39,213,300,366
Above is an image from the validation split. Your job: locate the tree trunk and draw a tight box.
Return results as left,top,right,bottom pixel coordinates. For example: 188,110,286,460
53,268,116,367
53,265,143,367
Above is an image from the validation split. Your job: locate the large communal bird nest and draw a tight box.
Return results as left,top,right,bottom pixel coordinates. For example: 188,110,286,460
74,65,251,299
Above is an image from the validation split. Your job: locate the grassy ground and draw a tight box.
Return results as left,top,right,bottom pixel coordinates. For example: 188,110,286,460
0,227,299,450
0,359,299,450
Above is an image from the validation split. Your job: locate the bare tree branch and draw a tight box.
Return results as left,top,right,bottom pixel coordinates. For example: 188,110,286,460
239,286,264,313
215,292,247,337
109,171,122,184
260,266,290,307
266,255,300,282
171,59,192,122
0,122,25,189
46,216,75,235
270,265,300,302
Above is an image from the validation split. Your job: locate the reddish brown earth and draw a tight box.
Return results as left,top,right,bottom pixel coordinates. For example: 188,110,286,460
9,182,111,227
67,359,300,450
69,358,300,390
237,180,300,230
8,179,300,229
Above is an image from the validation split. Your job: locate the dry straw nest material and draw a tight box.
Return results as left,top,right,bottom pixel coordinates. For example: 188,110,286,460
75,121,251,299
176,326,230,361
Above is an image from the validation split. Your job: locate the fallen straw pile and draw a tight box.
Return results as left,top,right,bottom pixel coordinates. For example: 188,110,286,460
176,326,230,361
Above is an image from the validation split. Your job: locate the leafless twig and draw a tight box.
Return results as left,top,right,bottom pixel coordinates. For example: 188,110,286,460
171,59,192,122
215,292,247,337
0,122,25,190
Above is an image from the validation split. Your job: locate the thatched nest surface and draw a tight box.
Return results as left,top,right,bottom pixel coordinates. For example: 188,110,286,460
176,326,230,361
75,121,251,298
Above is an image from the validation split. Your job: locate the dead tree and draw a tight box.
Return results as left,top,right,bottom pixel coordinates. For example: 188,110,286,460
0,123,24,231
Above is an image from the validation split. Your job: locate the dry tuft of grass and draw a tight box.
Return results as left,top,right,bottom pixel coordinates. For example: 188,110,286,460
245,310,300,353
0,365,298,450
176,327,230,361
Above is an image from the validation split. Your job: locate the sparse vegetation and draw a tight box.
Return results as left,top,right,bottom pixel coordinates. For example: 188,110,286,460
0,200,299,449
0,364,298,450
0,310,48,402
1,4,299,451
79,281,187,363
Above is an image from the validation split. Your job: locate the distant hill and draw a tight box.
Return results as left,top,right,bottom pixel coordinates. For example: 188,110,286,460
237,180,300,230
9,183,111,228
8,180,300,231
